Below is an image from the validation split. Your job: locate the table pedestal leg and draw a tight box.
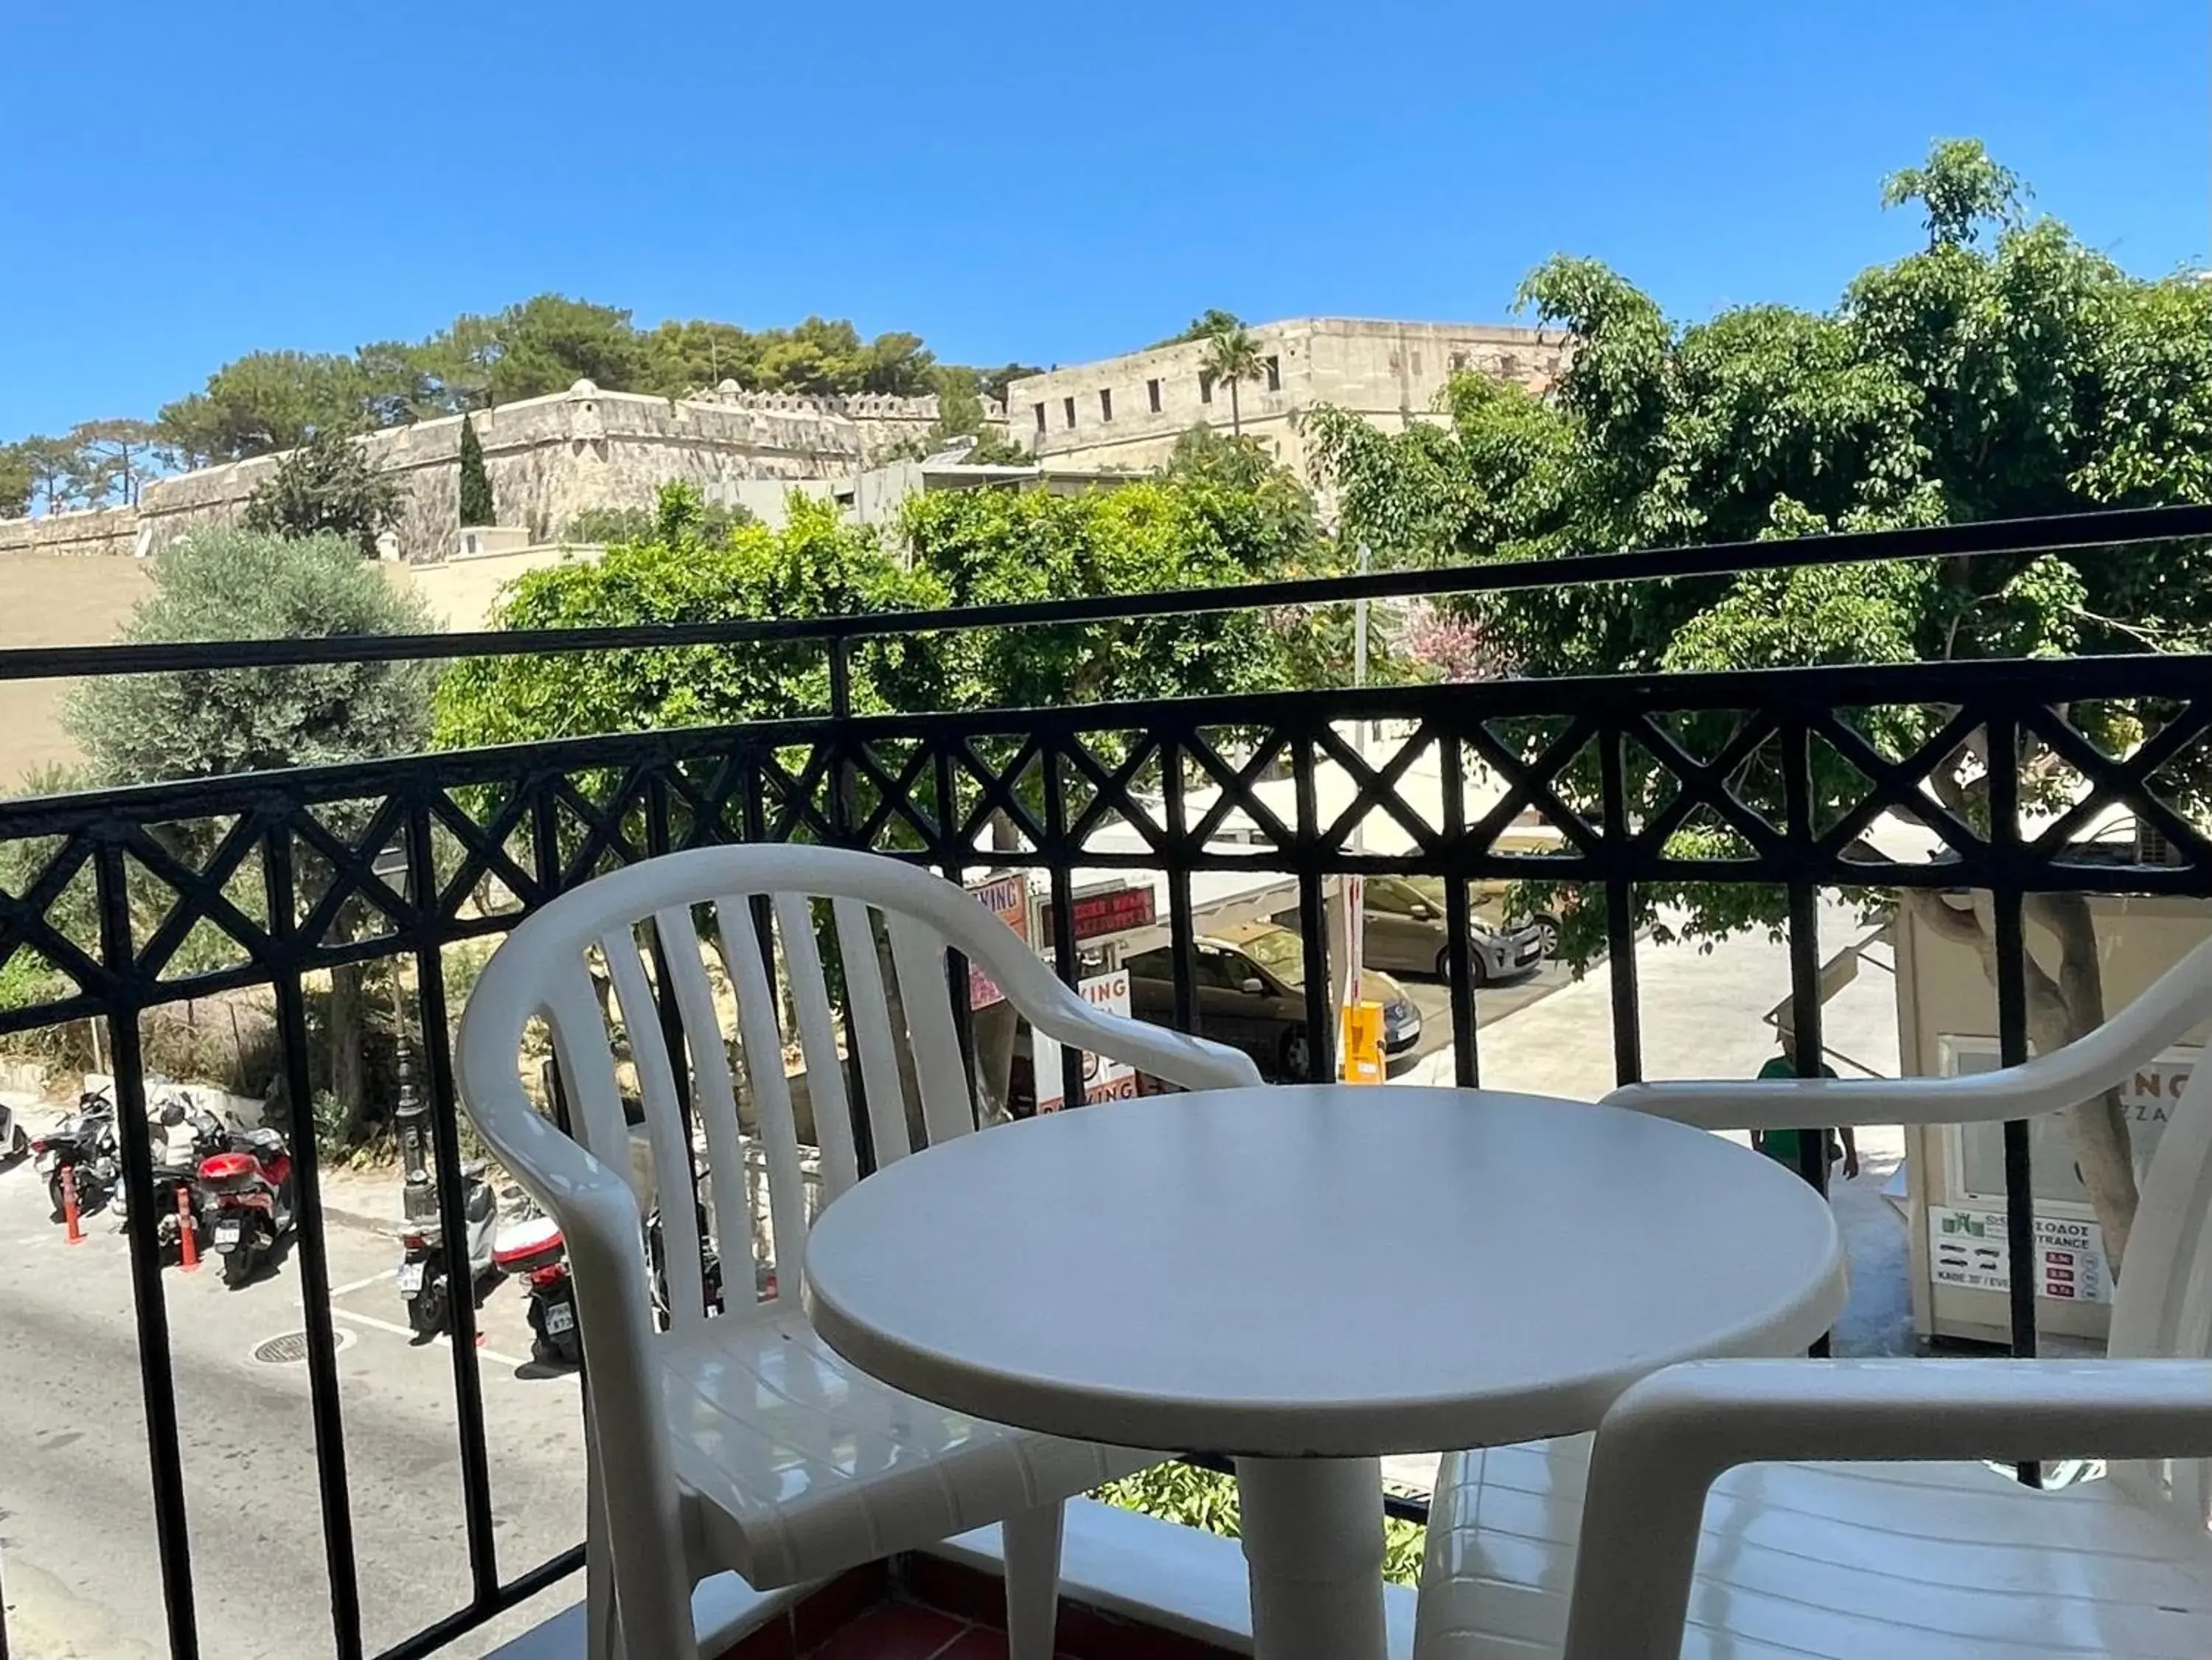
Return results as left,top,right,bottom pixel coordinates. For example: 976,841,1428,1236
1233,1457,1388,1660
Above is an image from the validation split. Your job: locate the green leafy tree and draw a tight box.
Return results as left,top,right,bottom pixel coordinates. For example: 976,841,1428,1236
156,351,367,462
897,472,1332,713
1306,140,2212,1267
900,368,1026,465
68,418,165,506
560,492,754,547
1155,309,1245,347
18,436,82,514
242,429,403,557
64,530,439,1139
641,319,768,396
1200,324,1267,439
474,294,649,403
457,414,495,527
0,444,32,517
434,486,943,751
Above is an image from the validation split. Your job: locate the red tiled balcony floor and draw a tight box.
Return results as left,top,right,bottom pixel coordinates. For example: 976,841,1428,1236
719,1552,1244,1660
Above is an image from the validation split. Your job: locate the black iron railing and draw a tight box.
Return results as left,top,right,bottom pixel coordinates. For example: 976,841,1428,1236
1,504,2208,1660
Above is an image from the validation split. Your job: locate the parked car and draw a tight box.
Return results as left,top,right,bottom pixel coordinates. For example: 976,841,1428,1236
1125,921,1422,1081
1358,876,1550,983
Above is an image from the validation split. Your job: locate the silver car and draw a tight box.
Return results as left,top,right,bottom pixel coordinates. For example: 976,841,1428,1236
1354,876,1548,985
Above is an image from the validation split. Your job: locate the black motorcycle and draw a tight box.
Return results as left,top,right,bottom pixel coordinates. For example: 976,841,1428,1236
647,1199,733,1323
32,1087,119,1223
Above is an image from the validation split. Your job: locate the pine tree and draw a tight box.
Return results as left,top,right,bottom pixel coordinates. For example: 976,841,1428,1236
457,414,495,526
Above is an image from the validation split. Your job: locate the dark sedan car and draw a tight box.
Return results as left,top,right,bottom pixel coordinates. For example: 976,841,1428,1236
1124,920,1422,1081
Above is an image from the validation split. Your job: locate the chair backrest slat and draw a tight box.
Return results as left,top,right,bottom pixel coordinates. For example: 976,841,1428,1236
652,904,751,1311
599,925,706,1323
712,895,813,1298
2110,1057,2212,1521
774,893,860,1202
546,963,634,1183
832,896,914,1165
886,909,973,1148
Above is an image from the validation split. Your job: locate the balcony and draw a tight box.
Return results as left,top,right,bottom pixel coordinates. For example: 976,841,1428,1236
1,505,2208,1660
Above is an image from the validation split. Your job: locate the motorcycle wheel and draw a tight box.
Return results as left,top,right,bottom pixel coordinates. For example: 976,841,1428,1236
408,1270,450,1339
48,1173,67,1224
220,1239,260,1289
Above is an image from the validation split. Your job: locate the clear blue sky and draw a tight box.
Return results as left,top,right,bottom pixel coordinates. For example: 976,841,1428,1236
1,0,2205,440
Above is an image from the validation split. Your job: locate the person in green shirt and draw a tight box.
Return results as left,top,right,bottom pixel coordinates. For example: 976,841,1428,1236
1754,1029,1860,1179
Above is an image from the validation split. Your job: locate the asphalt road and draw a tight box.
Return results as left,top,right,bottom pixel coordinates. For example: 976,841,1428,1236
1389,958,1571,1075
0,1128,588,1660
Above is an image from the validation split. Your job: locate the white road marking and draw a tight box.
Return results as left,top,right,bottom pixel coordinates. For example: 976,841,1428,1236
326,1302,530,1371
327,1269,395,1297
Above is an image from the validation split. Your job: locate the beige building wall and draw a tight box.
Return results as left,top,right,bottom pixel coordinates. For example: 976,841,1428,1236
1006,318,1568,485
383,543,604,630
1896,893,2212,1344
0,554,157,788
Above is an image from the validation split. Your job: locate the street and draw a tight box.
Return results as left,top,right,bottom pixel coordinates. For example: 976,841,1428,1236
0,1141,586,1660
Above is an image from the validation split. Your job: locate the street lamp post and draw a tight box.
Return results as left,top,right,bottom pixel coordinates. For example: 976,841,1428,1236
371,841,437,1226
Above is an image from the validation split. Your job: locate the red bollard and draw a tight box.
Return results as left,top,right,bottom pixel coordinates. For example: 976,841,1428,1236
61,1165,83,1245
176,1186,199,1272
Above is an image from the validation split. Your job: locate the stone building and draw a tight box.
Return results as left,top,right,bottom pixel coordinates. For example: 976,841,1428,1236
1006,318,1568,482
0,380,975,565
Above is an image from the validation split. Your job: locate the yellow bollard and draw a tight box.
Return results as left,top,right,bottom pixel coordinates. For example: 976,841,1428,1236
1340,1001,1385,1086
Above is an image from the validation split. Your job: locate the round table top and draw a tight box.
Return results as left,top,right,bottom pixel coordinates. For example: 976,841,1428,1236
803,1085,1848,1458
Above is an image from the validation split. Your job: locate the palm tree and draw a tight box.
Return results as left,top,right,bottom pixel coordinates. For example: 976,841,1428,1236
1200,324,1267,439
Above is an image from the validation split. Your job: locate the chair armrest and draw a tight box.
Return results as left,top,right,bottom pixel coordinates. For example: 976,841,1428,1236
1602,938,2212,1131
1562,1359,2212,1660
1023,974,1263,1093
1601,1073,2045,1131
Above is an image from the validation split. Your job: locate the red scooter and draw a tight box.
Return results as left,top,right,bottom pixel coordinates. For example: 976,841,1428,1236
494,1213,580,1367
196,1126,294,1288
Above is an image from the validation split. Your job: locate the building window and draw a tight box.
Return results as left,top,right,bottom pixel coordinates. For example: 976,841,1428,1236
1063,396,1077,428
1099,388,1113,422
1411,352,1422,377
1450,351,1467,372
1199,372,1214,404
1033,403,1046,433
1265,355,1281,392
1147,377,1162,414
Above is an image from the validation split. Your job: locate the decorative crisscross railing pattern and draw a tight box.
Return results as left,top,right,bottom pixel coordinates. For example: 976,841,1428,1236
4,506,2211,1660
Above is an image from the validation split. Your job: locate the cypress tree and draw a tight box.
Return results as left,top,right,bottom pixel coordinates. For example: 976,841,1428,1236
457,414,495,527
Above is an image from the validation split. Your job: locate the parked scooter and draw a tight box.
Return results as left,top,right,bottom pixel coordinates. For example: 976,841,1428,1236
494,1210,580,1367
32,1087,120,1223
125,1092,229,1261
197,1125,295,1288
647,1199,734,1323
399,1159,499,1339
0,1095,27,1163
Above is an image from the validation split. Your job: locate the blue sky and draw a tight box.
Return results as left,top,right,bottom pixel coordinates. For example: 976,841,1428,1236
1,0,2204,440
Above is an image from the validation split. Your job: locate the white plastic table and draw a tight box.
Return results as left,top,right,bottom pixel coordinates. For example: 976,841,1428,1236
803,1084,1848,1660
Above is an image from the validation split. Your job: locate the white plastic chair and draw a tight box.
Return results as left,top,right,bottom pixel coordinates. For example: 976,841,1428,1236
1415,934,2212,1660
454,845,1262,1660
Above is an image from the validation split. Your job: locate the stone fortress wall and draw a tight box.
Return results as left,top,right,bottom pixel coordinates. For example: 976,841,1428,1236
0,381,973,565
